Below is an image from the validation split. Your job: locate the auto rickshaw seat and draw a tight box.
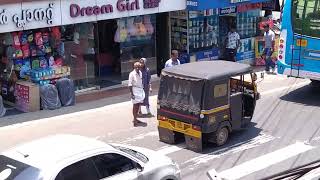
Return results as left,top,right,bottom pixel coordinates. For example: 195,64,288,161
243,93,254,117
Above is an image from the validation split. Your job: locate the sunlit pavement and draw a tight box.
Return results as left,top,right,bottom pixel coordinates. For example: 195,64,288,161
1,73,319,180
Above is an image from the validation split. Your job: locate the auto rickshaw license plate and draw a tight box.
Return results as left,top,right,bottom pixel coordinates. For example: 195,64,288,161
176,121,183,129
168,119,190,131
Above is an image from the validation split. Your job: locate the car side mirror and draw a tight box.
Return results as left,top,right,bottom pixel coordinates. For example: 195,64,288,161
136,163,144,172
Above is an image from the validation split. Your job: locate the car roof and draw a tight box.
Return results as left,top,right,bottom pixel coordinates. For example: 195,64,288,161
2,134,113,169
162,60,252,80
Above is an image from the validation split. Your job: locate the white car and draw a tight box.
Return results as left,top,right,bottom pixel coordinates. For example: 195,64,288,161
0,134,181,180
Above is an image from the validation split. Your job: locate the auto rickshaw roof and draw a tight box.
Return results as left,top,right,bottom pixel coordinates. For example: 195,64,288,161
162,60,252,80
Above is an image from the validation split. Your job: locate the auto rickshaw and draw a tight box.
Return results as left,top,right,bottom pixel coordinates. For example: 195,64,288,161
157,61,259,152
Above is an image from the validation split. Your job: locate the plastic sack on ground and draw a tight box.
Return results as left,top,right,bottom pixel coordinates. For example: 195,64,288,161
56,78,75,107
0,96,6,117
40,84,61,110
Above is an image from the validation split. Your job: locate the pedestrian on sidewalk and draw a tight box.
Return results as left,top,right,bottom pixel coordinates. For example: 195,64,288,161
139,58,152,116
262,24,276,73
165,50,180,68
225,25,240,62
128,62,147,127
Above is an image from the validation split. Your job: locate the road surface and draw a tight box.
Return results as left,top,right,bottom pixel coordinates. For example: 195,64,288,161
1,73,319,180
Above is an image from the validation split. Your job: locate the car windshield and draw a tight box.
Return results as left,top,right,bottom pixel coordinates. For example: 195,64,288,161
0,155,41,180
111,146,149,163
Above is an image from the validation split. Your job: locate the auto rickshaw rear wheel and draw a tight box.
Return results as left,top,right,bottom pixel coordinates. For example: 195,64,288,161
214,127,229,146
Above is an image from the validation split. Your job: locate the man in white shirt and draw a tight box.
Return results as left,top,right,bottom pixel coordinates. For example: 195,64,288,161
128,62,146,127
225,26,240,62
165,50,180,68
263,24,276,73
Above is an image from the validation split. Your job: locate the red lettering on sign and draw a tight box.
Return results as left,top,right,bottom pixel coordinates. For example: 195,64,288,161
70,4,80,18
117,0,140,12
93,6,101,15
101,5,113,14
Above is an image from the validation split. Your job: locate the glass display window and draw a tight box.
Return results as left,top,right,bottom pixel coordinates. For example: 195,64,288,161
114,15,156,79
188,9,219,53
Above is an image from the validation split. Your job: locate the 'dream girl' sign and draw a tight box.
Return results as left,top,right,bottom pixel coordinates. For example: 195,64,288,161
70,0,161,18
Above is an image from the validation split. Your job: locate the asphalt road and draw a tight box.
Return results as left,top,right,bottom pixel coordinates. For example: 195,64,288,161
0,73,319,180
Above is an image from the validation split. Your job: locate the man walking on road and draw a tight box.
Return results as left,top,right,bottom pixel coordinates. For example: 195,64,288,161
165,50,180,68
262,24,276,73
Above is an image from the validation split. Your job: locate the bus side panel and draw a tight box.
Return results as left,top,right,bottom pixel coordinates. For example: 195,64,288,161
278,0,294,76
278,0,320,80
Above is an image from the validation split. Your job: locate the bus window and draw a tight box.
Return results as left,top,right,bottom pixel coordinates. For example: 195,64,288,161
292,0,320,38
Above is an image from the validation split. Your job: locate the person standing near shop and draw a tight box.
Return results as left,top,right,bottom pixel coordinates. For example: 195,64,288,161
139,58,152,116
165,50,180,68
262,24,276,73
128,62,147,127
225,26,241,62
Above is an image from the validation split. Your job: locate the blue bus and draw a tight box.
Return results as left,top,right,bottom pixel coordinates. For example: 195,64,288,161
277,0,320,82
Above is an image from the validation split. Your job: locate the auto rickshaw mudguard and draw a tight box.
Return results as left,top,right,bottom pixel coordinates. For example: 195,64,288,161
217,120,232,133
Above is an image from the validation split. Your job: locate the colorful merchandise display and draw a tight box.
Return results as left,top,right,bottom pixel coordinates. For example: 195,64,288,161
11,28,70,85
255,36,279,66
170,11,188,63
170,10,220,63
0,27,72,112
189,9,219,61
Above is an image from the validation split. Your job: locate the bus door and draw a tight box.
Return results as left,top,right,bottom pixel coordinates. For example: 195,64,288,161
291,0,320,79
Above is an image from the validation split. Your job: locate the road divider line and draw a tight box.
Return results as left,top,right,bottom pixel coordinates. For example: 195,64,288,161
211,142,314,180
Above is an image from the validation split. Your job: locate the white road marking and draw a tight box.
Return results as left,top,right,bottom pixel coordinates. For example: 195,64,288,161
211,142,314,180
156,145,184,155
184,133,276,170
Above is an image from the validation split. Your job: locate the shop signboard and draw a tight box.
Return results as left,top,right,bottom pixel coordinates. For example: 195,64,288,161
219,6,237,16
236,37,255,65
195,48,219,61
187,0,271,10
0,0,186,33
262,0,280,11
62,0,186,25
0,1,61,33
237,2,262,13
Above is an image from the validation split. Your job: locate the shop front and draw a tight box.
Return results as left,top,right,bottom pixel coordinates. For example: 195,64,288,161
169,0,272,64
0,0,186,113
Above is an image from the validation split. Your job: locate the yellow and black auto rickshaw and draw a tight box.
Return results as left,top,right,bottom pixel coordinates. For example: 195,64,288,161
157,61,259,152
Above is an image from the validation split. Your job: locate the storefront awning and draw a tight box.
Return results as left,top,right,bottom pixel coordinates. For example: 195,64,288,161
187,0,273,10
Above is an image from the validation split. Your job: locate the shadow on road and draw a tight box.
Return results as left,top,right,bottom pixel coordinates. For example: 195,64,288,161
201,122,263,154
280,83,320,106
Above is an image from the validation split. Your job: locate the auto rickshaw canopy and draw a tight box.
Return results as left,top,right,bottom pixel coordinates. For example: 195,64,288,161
162,60,253,80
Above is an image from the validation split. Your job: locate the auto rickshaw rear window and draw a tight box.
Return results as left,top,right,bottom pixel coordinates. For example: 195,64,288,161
158,75,204,115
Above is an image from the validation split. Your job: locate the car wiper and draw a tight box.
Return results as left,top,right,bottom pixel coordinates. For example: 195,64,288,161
260,159,320,180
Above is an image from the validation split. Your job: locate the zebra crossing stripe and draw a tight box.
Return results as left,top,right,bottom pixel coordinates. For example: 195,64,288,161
208,142,314,180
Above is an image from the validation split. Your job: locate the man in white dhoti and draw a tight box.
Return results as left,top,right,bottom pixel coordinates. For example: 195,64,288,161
128,62,147,127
